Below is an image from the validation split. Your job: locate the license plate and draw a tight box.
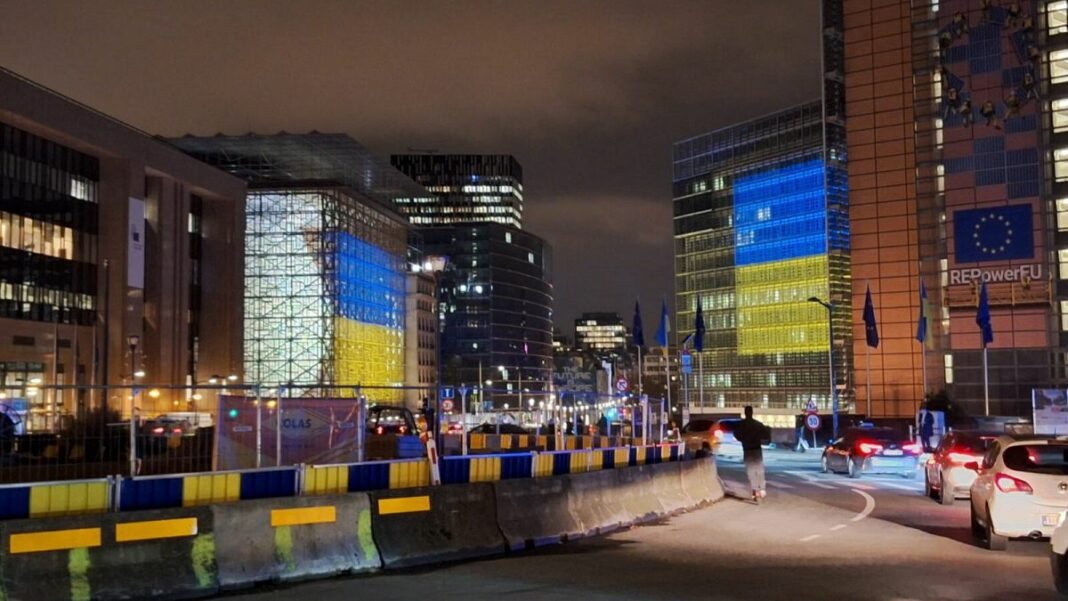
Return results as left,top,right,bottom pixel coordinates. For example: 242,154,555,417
1044,513,1064,527
883,450,903,456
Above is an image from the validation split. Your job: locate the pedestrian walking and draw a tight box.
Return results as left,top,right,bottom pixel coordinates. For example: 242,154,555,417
919,403,935,452
733,406,771,502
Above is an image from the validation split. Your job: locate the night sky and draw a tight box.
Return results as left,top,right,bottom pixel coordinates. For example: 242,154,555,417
0,0,821,336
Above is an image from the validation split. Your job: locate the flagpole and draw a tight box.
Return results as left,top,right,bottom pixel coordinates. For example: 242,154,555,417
865,280,872,417
663,345,671,443
698,351,704,409
983,344,990,416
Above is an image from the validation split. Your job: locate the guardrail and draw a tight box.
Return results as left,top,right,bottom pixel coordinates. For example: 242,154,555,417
0,443,686,519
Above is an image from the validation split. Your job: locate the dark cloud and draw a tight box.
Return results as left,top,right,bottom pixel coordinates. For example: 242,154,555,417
0,0,821,335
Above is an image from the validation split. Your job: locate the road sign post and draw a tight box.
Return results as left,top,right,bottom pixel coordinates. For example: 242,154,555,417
805,406,820,449
459,385,470,456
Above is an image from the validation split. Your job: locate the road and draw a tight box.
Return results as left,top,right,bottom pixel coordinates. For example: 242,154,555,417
228,449,1060,601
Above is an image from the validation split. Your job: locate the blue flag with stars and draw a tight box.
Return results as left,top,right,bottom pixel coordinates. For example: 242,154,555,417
655,297,670,348
694,296,705,352
863,285,879,348
953,204,1034,263
632,300,645,347
977,281,994,346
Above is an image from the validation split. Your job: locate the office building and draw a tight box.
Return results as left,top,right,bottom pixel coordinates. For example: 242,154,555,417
404,270,438,409
574,312,627,354
419,224,553,409
390,154,524,228
170,133,422,403
0,67,246,426
842,0,1066,417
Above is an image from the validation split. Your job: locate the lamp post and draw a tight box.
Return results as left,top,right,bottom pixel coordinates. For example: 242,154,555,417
808,297,838,439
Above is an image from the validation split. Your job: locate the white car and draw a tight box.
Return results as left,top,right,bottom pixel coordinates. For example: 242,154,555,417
969,436,1068,550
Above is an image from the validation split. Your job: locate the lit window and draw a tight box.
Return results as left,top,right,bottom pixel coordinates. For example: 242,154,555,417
69,178,90,201
528,252,535,264
505,232,512,243
1056,148,1068,182
1061,301,1068,331
944,354,953,385
1051,1,1068,35
1051,49,1068,84
1058,199,1068,231
713,176,725,191
1059,249,1068,279
1055,99,1068,133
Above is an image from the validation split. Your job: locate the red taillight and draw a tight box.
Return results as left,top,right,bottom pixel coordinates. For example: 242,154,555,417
711,427,724,439
171,427,182,434
152,426,164,434
375,426,384,435
947,451,980,464
903,443,922,455
995,473,1033,494
857,442,883,455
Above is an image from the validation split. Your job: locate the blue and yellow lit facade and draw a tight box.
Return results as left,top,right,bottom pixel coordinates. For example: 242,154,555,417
673,100,851,412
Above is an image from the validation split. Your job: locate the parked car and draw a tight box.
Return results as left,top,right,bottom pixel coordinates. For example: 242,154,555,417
821,426,921,479
367,405,417,435
969,436,1068,550
924,430,999,505
469,423,529,435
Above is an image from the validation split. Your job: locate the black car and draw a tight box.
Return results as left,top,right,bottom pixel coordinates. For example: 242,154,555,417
821,427,921,478
469,423,529,435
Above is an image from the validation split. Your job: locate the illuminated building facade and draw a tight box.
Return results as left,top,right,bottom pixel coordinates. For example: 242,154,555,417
0,67,246,424
390,155,524,228
842,0,1068,417
574,312,627,355
672,96,851,412
171,133,420,402
419,224,553,409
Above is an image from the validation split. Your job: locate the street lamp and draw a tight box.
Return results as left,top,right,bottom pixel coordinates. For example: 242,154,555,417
808,296,838,439
126,335,140,386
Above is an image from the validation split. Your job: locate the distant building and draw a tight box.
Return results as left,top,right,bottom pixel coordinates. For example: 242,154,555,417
390,154,524,228
552,329,571,353
574,312,627,355
404,271,438,410
170,133,422,403
419,224,553,409
0,67,246,425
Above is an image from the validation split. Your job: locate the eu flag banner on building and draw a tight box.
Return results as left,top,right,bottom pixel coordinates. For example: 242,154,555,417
863,285,878,348
632,300,645,347
977,281,994,346
694,297,706,352
952,204,1034,263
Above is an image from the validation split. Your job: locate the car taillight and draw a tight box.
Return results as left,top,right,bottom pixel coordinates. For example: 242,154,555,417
171,427,182,434
375,426,384,435
903,443,922,455
152,427,164,434
947,451,980,464
712,427,723,439
857,442,884,455
995,473,1033,494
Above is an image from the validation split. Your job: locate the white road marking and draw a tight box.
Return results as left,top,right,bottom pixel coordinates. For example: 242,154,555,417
840,482,875,491
766,479,795,489
850,489,876,522
784,470,838,490
799,534,822,542
830,524,848,531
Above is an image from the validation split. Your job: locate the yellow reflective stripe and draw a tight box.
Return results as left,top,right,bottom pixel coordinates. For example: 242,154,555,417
534,454,553,477
183,473,240,506
378,495,430,515
115,518,198,542
469,456,501,482
270,506,337,527
390,459,429,488
10,528,101,554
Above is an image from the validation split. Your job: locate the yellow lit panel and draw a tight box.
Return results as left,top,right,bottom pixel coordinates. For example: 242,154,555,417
334,318,404,403
736,256,829,355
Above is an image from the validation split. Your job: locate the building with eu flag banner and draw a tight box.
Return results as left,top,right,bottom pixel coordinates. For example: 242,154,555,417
841,0,1066,418
169,133,422,403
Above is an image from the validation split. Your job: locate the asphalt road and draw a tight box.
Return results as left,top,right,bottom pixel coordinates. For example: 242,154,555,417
227,449,1061,601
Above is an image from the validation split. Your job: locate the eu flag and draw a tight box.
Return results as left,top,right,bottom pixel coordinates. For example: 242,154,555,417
694,296,706,352
977,281,994,346
953,204,1034,263
863,285,878,348
655,297,670,348
632,300,645,347
916,281,928,345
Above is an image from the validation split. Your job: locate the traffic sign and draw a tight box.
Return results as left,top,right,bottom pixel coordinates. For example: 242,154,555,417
441,399,455,412
615,377,630,393
680,352,693,374
804,400,818,414
805,413,821,431
440,386,454,400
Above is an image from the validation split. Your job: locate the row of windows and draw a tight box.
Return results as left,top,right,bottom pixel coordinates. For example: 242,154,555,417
0,211,88,261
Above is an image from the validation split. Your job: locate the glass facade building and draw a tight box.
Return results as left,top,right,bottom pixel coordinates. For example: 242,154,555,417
574,312,627,354
390,155,524,228
419,224,553,408
672,97,850,411
171,133,419,401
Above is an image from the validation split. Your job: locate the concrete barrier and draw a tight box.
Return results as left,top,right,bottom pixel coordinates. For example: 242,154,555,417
370,483,506,568
0,506,216,601
615,463,667,524
213,494,379,589
493,476,582,550
567,468,632,536
648,462,692,514
680,456,725,506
